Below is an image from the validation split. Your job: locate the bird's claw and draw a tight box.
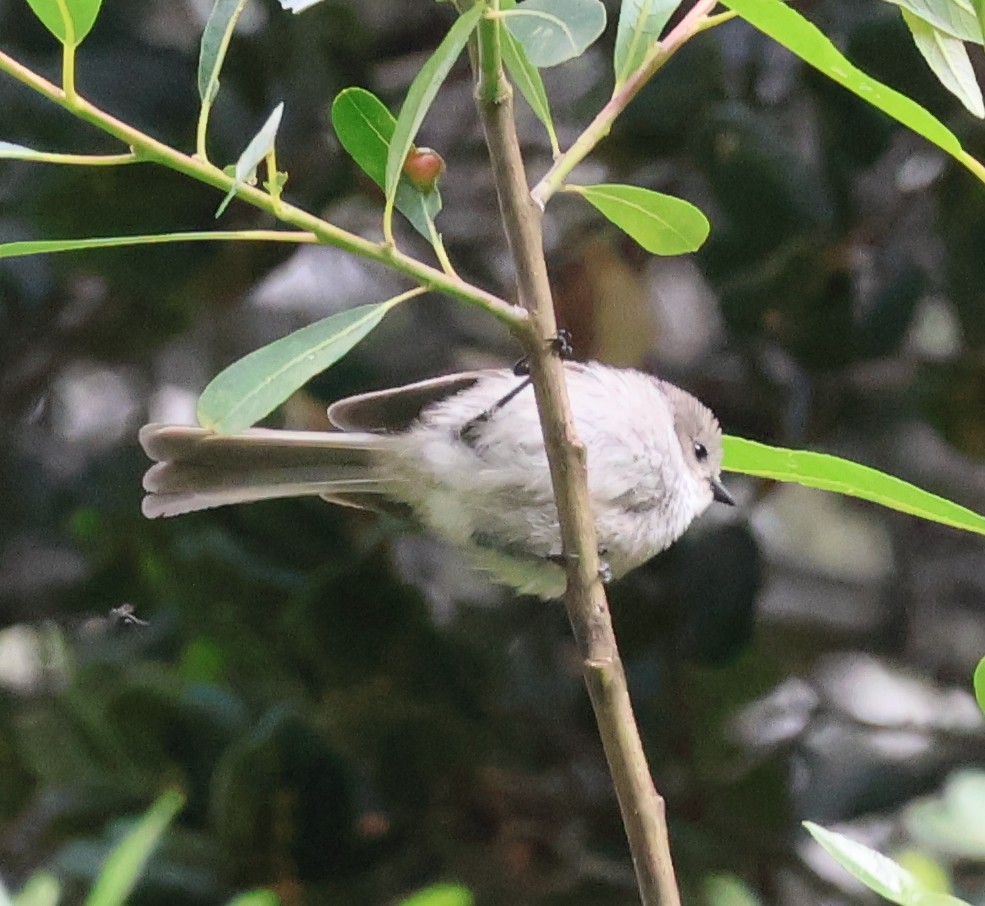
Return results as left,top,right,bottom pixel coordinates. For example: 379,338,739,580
513,328,574,376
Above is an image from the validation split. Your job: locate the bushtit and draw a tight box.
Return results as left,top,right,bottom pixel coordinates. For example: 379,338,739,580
140,361,733,598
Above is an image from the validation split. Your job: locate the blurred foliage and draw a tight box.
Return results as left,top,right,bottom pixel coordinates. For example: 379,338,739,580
2,1,985,905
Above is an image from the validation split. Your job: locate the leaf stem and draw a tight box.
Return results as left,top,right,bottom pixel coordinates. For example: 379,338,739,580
474,25,682,906
0,46,525,331
531,0,719,209
0,150,139,166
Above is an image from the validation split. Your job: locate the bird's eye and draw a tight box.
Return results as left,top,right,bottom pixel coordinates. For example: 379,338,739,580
694,441,708,462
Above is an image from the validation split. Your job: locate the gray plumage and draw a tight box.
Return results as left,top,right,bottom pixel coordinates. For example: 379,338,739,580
140,361,731,598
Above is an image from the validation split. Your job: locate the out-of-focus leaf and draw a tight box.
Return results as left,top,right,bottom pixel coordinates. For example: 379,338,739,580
225,891,280,906
198,0,250,104
385,5,483,205
11,874,60,906
975,0,985,38
575,183,710,254
905,770,985,860
703,874,764,906
197,292,421,434
216,103,285,217
0,230,314,260
500,1,560,155
885,0,984,43
26,0,102,45
721,0,967,161
85,791,185,906
901,10,984,117
614,0,682,85
396,884,474,906
331,87,441,239
724,436,985,536
502,0,607,67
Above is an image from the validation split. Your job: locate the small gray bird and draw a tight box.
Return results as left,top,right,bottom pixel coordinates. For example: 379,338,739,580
140,361,733,598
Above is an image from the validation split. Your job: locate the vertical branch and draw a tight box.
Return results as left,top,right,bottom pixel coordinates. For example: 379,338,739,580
473,13,682,906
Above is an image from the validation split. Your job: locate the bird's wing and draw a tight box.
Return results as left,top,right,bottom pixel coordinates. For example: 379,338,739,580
327,372,484,433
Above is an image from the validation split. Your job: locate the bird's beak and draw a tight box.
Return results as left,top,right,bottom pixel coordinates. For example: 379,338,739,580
710,477,735,506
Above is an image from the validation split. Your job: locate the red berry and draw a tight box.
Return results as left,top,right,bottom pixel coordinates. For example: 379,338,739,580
402,147,446,192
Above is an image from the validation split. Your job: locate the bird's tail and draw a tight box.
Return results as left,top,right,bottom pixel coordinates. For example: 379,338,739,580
139,424,396,518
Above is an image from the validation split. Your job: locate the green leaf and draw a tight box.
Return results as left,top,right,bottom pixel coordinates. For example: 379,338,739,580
26,0,103,45
224,891,280,906
804,822,922,905
85,791,184,906
721,0,965,159
901,10,984,117
500,1,560,155
614,0,682,85
331,87,442,240
396,884,473,906
502,0,607,67
574,183,710,254
723,436,985,536
216,102,285,218
0,230,313,260
198,0,250,104
975,656,985,716
11,874,60,906
197,294,417,434
975,0,985,39
385,4,484,205
884,0,983,43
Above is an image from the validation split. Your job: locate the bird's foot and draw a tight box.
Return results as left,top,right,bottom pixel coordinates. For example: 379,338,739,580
513,328,574,377
548,547,612,584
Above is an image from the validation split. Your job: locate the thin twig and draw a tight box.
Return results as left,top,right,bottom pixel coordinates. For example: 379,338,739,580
473,11,682,906
0,46,526,332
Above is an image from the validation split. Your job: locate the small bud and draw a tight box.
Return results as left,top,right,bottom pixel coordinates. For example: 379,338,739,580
402,147,446,192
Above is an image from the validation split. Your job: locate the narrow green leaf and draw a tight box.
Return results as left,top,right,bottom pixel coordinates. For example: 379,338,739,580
614,0,682,85
804,823,919,905
0,230,314,260
198,0,250,104
723,436,985,536
499,3,560,155
85,791,184,906
26,0,103,45
885,0,983,44
385,4,484,204
721,0,965,159
574,183,710,254
224,891,280,906
396,884,473,906
197,294,418,434
901,10,984,117
217,102,284,218
974,656,985,716
331,87,441,239
502,0,607,67
11,874,60,906
804,824,971,906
